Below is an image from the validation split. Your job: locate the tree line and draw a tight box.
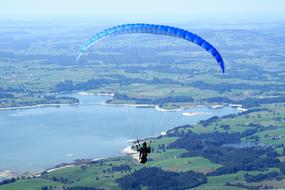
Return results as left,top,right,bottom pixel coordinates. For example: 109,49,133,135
116,167,206,190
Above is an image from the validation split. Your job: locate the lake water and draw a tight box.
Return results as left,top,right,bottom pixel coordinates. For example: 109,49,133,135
0,94,240,173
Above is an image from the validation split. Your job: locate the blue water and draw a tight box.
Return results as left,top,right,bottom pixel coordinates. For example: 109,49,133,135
0,94,239,172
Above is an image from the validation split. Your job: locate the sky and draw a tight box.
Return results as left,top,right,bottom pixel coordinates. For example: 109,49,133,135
0,0,284,22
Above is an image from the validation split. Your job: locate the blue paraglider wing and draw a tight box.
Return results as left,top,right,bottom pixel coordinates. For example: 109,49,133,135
76,23,225,73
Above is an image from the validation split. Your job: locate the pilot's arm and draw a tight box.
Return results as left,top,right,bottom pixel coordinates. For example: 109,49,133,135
147,147,151,153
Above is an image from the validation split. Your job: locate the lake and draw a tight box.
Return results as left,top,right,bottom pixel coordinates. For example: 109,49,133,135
0,94,240,173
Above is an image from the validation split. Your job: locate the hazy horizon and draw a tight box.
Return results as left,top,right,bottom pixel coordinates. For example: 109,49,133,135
0,0,284,23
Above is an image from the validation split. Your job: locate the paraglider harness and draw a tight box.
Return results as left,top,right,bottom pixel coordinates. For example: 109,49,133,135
136,139,151,164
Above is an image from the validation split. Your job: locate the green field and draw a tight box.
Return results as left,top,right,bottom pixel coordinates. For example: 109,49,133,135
0,179,63,190
147,157,222,173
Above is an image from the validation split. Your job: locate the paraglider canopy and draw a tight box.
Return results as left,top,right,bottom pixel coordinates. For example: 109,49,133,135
76,23,225,73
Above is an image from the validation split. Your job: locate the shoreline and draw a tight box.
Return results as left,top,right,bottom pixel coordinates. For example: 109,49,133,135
154,105,183,112
78,91,115,97
0,103,79,111
0,91,248,113
182,112,212,117
98,95,247,113
102,101,156,108
102,100,247,117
